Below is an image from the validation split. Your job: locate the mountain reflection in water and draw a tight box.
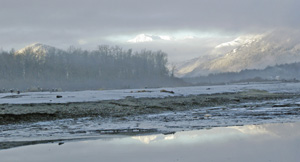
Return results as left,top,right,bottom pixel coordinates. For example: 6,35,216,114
1,122,299,162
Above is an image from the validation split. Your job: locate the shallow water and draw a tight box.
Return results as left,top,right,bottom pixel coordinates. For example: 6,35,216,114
1,122,300,162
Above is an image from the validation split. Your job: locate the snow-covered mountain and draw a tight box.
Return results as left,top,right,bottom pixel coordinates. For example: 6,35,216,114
127,34,174,43
176,30,300,77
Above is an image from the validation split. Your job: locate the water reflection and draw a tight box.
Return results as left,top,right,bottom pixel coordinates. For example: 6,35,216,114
132,135,158,144
1,122,299,162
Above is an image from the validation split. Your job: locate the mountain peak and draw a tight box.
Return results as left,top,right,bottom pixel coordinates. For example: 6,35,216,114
127,34,173,43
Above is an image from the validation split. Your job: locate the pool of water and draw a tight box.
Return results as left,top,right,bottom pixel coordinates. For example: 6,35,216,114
1,122,299,162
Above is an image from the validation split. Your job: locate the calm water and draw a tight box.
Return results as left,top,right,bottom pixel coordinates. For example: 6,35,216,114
1,122,299,162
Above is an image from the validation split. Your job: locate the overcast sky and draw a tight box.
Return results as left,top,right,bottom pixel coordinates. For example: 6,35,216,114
1,0,299,62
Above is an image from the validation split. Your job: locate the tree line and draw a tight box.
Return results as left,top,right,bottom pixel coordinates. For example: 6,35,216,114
0,45,182,91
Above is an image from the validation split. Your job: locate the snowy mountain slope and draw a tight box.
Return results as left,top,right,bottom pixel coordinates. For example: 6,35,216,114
177,30,300,77
215,34,264,49
175,55,219,77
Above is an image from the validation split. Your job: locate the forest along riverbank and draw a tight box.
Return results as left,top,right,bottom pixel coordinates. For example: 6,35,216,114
1,89,300,125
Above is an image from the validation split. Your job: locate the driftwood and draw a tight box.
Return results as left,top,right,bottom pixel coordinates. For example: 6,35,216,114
160,89,175,94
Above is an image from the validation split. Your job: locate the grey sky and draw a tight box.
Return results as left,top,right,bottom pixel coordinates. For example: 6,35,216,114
1,0,299,61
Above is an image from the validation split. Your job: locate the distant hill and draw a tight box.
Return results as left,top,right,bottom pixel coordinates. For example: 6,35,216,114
184,62,300,84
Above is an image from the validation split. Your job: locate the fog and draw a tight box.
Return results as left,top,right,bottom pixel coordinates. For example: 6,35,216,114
0,45,184,91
